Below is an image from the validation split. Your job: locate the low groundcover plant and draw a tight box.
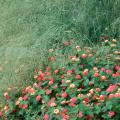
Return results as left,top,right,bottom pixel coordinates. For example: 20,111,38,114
0,38,120,120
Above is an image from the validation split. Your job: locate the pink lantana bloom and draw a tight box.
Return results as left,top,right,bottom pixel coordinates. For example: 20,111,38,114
43,114,49,120
106,84,116,93
108,111,115,118
78,111,83,118
70,97,76,103
62,92,68,98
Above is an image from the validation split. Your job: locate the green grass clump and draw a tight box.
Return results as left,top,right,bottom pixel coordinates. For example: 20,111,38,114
0,0,120,92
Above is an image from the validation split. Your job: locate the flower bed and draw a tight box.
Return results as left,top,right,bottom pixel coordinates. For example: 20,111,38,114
0,38,120,120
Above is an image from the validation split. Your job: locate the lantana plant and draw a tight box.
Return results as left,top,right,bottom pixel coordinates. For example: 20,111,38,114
0,38,120,120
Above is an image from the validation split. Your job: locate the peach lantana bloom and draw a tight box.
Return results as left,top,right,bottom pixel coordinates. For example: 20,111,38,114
54,109,60,114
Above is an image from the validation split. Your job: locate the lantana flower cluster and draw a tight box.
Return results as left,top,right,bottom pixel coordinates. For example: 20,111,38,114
0,38,120,120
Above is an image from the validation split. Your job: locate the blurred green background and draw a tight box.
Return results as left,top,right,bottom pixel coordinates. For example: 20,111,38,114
0,0,120,92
